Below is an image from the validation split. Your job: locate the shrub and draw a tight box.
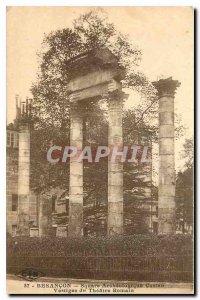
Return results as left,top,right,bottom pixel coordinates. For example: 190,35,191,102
7,234,193,257
7,234,193,281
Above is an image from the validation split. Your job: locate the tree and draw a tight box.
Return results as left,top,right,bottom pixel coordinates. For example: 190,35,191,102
176,168,193,233
176,137,193,233
181,138,194,169
30,9,156,193
123,111,154,234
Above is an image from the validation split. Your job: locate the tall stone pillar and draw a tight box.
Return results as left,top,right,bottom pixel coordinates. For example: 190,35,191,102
18,101,31,235
68,103,83,236
153,77,180,234
107,91,124,235
38,195,52,236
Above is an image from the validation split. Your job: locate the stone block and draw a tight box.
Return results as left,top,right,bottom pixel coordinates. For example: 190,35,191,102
18,194,29,213
67,69,117,92
108,171,123,186
56,225,67,237
70,160,83,171
158,207,176,234
69,187,83,202
159,154,175,169
159,138,174,155
159,112,174,125
39,196,52,237
70,127,83,141
159,96,174,112
158,195,176,208
108,161,123,172
30,227,39,237
159,125,174,138
68,203,83,237
159,171,175,185
70,173,83,187
69,82,109,102
108,185,123,202
108,201,123,235
159,185,175,197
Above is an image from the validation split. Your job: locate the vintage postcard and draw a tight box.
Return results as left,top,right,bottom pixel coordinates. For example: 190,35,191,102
6,6,194,294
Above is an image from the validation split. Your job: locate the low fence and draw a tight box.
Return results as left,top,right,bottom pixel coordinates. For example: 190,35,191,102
7,254,193,282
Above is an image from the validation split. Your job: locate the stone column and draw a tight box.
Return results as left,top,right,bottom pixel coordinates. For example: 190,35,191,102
68,103,84,236
107,91,124,235
39,195,52,236
18,121,31,235
153,77,180,234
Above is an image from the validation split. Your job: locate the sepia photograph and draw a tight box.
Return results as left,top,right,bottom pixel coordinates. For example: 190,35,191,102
6,6,194,294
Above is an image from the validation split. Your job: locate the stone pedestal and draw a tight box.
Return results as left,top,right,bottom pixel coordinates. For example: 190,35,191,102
107,92,124,235
30,227,39,237
18,122,30,235
153,77,180,234
68,104,84,237
56,225,67,237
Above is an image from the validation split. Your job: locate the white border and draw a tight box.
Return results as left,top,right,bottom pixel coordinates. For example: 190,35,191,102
0,0,198,299
1,0,199,6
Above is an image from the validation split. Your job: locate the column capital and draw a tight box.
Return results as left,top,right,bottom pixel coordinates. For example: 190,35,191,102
107,91,128,111
70,101,85,118
152,77,181,98
107,90,128,101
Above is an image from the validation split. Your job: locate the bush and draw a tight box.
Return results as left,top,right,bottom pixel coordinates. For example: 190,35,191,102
7,234,193,257
7,235,193,281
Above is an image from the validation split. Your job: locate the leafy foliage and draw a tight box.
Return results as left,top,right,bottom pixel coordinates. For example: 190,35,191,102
7,234,193,281
175,137,193,233
7,234,192,257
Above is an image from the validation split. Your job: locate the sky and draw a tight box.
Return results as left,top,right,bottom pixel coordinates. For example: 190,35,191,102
7,6,194,172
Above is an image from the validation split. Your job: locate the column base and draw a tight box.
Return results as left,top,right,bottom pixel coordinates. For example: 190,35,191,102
56,225,67,237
